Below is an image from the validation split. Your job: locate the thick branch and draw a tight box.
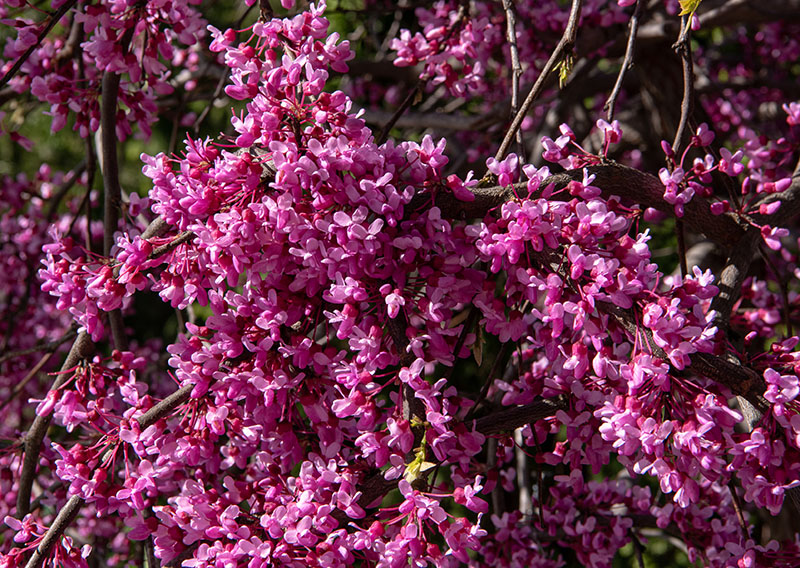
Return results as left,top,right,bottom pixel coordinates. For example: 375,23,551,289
472,397,568,436
17,332,93,518
709,229,760,329
24,495,83,568
101,71,123,257
421,163,750,248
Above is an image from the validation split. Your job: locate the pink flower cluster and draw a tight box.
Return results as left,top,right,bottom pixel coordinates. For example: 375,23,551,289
2,1,800,567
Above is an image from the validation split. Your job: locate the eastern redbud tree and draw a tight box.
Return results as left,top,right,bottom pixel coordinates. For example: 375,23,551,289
1,0,800,566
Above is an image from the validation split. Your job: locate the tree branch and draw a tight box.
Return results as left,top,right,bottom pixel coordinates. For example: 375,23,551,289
136,383,193,429
17,332,93,518
472,397,568,436
604,0,645,121
495,0,583,161
0,0,78,91
420,163,751,249
22,382,194,567
23,494,83,568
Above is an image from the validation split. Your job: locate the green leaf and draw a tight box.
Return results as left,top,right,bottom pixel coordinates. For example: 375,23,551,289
678,0,702,16
557,52,575,89
404,444,435,483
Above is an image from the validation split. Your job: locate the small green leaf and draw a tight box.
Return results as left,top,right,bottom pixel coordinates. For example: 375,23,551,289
557,52,574,89
404,444,435,482
678,0,702,16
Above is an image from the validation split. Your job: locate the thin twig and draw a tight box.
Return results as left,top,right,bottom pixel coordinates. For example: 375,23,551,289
728,480,751,540
671,16,695,154
604,0,645,121
501,0,524,156
676,218,688,277
0,352,53,414
631,532,646,568
17,332,93,518
149,231,195,259
192,2,257,135
0,0,79,91
0,329,77,365
23,494,83,568
464,342,513,421
494,0,583,161
670,16,696,278
376,82,422,145
45,161,86,221
0,328,78,414
376,4,467,145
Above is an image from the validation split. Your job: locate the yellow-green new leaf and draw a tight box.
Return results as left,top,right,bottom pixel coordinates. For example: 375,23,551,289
678,0,702,16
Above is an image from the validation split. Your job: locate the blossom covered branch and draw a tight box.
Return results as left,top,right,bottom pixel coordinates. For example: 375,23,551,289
1,1,800,568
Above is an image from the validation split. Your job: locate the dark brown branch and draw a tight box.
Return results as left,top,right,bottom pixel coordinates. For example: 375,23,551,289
23,494,83,568
501,0,524,156
22,383,194,567
671,16,695,154
17,332,93,518
101,73,124,257
137,383,194,429
100,28,134,352
604,0,645,120
0,0,78,91
422,164,750,248
709,229,759,330
495,0,583,161
472,397,568,436
149,231,196,259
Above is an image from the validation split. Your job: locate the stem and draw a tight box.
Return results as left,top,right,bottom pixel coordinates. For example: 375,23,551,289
494,0,583,161
501,0,524,156
671,16,695,154
23,495,83,568
100,28,135,351
22,382,194,567
0,0,79,91
17,332,93,518
605,0,645,120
